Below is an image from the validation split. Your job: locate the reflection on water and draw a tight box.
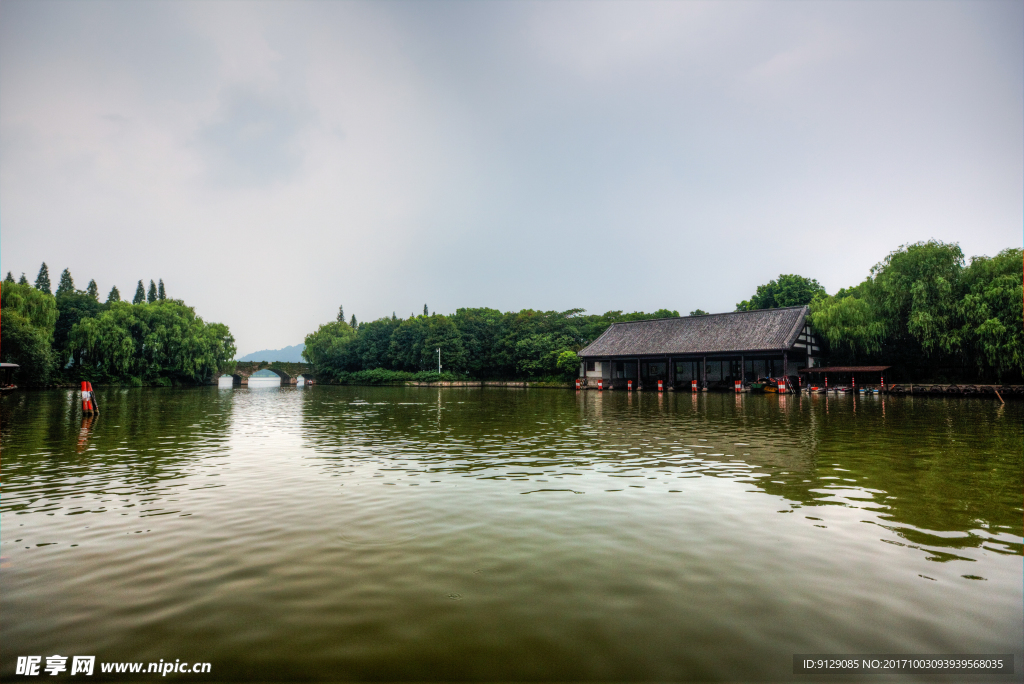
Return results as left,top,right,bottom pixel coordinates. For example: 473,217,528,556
1,387,1021,681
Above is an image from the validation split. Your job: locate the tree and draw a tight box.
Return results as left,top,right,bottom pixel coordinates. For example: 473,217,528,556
18,273,29,285
107,286,121,303
35,263,52,295
302,321,358,381
4,272,13,283
0,282,58,385
56,268,75,296
556,350,581,379
70,300,235,384
690,309,709,316
871,241,963,356
350,314,357,327
955,248,1023,380
808,293,884,357
422,315,467,373
736,274,826,311
53,291,103,373
147,280,157,303
158,279,166,300
133,281,146,304
337,305,344,323
423,304,428,316
87,280,99,300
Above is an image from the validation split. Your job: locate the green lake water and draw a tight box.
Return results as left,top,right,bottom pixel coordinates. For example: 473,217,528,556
1,385,1021,681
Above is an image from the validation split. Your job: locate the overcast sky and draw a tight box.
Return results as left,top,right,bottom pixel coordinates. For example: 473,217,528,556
2,0,1021,356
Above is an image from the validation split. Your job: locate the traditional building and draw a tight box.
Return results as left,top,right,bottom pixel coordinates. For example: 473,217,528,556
577,306,820,390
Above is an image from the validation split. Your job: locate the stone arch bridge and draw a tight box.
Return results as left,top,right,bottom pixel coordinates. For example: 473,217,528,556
217,362,315,386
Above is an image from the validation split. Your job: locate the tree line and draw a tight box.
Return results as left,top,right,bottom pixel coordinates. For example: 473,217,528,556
305,241,1021,385
1,263,236,386
303,306,681,383
806,242,1022,383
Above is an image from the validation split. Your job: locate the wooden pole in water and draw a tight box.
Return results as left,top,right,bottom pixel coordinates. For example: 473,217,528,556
995,389,1005,404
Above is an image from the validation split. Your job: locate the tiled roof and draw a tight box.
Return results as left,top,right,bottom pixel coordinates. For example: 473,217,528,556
579,306,808,357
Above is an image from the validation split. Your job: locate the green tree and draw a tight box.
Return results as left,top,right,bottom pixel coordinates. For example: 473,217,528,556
808,291,884,357
736,274,826,311
871,240,963,356
556,350,581,380
0,282,58,385
147,280,157,303
70,300,236,384
302,321,357,381
955,248,1023,380
690,309,709,316
35,263,52,295
56,268,75,296
18,273,29,285
423,315,467,373
4,272,14,283
133,280,145,304
158,279,166,300
53,291,103,373
87,279,99,300
107,286,121,303
423,304,428,316
350,314,357,328
337,305,344,323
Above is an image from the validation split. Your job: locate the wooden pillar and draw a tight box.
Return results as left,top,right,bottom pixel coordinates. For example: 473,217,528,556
783,351,788,378
668,357,674,387
741,354,745,383
702,356,707,388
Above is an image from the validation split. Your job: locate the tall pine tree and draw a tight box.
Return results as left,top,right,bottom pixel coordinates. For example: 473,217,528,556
56,268,75,296
35,263,52,294
337,305,345,322
423,304,428,316
18,273,29,285
350,314,357,327
133,280,146,304
107,285,121,303
158,279,166,300
4,272,14,283
147,280,157,303
87,280,99,300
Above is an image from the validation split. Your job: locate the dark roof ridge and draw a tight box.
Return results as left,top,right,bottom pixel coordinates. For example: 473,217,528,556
606,305,808,327
578,306,809,357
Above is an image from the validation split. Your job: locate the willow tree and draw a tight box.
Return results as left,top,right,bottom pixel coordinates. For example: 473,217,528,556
0,282,58,385
70,300,236,384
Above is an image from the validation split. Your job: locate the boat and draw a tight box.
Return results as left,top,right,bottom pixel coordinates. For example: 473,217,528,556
0,363,18,394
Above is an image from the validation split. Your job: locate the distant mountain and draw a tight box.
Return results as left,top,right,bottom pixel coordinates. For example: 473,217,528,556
237,344,306,363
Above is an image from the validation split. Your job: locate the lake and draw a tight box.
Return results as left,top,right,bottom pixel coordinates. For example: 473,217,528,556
2,386,1021,681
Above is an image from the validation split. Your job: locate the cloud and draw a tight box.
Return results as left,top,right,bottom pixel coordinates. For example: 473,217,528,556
197,88,311,187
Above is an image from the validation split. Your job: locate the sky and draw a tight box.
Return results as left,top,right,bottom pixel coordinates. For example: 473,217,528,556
2,0,1021,357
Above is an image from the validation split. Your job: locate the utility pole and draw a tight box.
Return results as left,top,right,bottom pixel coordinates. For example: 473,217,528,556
437,348,442,375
